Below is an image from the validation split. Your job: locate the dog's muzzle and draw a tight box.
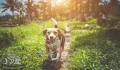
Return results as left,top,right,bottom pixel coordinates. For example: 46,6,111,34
46,39,55,44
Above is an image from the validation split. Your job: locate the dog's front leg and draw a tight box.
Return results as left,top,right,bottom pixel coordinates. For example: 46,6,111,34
57,47,63,61
52,50,57,58
46,46,51,60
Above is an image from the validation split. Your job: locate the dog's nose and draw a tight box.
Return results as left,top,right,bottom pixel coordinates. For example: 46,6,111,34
50,36,53,39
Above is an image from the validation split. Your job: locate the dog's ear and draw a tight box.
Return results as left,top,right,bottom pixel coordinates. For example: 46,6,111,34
58,29,62,39
58,29,62,34
43,29,47,35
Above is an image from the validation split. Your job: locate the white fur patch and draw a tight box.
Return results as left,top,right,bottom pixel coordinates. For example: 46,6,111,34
47,38,61,51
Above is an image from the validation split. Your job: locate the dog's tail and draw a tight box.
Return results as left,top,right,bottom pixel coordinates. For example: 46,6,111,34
51,18,58,28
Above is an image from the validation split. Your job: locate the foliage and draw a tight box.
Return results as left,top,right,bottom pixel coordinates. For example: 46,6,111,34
98,10,120,28
0,20,65,70
0,0,106,21
107,11,120,28
67,19,120,70
0,23,46,69
1,0,120,26
1,0,18,16
69,18,99,30
1,24,45,70
11,15,27,25
0,29,14,48
25,0,40,20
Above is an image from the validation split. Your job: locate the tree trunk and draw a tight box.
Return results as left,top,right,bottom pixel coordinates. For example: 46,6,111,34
87,0,89,16
75,0,78,18
49,0,51,18
12,11,15,24
92,0,95,17
12,11,14,17
79,0,82,13
42,0,46,21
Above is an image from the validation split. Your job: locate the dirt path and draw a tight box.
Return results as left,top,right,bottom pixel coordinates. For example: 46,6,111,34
42,23,71,70
60,23,71,70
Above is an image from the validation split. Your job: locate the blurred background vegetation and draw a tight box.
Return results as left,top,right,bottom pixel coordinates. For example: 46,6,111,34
0,0,120,70
0,0,120,28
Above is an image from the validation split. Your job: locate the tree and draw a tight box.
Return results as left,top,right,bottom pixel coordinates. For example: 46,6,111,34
1,0,18,16
25,0,40,20
109,0,120,14
48,0,52,19
16,1,25,15
42,0,47,20
24,0,33,20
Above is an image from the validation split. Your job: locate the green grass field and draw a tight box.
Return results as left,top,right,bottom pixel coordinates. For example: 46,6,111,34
67,19,120,70
0,19,120,70
0,20,66,70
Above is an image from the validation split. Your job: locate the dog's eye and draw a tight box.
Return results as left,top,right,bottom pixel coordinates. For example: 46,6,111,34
54,32,57,34
48,32,50,34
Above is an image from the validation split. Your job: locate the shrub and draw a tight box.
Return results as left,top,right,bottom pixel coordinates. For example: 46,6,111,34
0,30,14,48
8,15,27,25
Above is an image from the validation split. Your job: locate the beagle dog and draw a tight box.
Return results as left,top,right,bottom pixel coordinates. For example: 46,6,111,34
43,18,65,61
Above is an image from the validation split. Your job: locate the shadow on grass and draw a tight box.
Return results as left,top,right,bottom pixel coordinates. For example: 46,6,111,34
71,29,120,50
69,29,120,69
0,30,15,49
41,59,63,70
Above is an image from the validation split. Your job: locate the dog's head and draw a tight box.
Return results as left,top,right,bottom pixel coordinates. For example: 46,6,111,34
43,28,61,40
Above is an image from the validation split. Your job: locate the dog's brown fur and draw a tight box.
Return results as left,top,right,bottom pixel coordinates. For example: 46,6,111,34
43,18,65,61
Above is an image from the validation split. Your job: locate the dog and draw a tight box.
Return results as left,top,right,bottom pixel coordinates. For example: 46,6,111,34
43,18,65,61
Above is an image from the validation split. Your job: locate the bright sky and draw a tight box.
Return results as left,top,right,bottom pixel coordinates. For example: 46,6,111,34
0,0,18,16
0,0,64,16
0,0,113,16
0,0,8,16
0,0,44,16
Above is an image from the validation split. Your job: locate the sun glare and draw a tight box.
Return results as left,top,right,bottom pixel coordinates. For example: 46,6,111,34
51,0,67,7
33,0,67,7
56,0,63,4
34,0,66,6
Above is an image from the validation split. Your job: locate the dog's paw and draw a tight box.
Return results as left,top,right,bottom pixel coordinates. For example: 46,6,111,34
56,59,61,62
56,58,62,62
47,54,52,60
52,52,57,58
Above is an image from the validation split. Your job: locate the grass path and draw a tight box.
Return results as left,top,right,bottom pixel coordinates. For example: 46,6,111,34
60,23,71,70
41,23,71,70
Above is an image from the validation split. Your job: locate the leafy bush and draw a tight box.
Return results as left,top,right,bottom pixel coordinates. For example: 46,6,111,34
0,29,14,48
107,12,120,28
98,11,120,28
8,15,27,25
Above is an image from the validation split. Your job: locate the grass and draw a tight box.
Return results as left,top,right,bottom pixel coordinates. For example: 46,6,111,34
0,20,66,70
0,23,46,70
67,19,120,70
1,19,120,70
